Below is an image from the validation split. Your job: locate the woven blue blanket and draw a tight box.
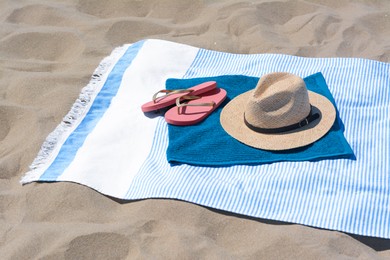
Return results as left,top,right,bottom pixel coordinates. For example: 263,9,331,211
166,73,354,166
22,40,390,238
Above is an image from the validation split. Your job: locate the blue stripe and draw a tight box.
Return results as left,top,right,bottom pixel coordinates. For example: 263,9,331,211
127,48,390,238
39,41,145,180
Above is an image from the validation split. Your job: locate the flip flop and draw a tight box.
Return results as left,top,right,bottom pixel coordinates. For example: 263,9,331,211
165,88,227,126
141,81,217,112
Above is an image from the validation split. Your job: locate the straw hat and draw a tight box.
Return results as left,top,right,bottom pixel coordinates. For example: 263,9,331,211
220,72,336,150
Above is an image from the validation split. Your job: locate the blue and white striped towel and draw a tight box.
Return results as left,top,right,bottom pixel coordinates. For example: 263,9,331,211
21,39,390,238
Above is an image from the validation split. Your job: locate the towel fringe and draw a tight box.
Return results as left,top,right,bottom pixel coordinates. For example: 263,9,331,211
20,45,130,184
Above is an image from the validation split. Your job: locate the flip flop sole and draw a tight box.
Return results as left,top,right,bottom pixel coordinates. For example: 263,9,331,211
165,88,227,126
141,81,217,112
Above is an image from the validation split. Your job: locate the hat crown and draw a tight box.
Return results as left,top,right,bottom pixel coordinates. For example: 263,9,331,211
245,72,311,129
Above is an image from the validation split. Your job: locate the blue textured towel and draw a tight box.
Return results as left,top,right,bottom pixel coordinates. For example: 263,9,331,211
166,73,354,166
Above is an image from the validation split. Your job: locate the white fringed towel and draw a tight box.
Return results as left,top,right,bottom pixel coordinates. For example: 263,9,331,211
22,39,390,239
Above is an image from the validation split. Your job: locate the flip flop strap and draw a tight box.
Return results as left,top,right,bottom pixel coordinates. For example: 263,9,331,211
152,89,193,103
176,95,215,114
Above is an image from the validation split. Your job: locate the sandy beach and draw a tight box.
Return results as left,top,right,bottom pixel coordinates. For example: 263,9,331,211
1,0,390,259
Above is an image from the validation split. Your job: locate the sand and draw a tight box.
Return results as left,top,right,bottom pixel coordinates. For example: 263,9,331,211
1,0,390,259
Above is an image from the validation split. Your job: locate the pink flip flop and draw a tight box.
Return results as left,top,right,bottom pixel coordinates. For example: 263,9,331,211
165,88,227,126
141,81,217,112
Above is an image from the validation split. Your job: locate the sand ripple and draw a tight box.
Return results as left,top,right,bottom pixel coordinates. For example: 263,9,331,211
0,31,84,62
77,0,204,22
106,19,171,47
65,233,130,259
7,4,81,26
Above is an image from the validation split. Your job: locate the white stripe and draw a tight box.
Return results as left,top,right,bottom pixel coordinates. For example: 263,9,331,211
58,40,199,198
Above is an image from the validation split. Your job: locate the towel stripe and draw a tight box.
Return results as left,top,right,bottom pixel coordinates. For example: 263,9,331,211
127,47,390,238
38,41,145,181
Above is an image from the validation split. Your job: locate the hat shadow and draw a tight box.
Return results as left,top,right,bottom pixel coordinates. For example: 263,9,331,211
270,105,356,162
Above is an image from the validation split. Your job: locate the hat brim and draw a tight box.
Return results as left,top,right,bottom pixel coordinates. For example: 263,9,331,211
220,90,336,150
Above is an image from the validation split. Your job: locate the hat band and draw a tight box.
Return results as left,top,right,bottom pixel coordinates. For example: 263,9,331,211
244,106,320,134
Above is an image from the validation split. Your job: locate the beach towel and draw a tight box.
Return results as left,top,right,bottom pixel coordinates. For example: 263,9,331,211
21,39,390,239
166,73,354,166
